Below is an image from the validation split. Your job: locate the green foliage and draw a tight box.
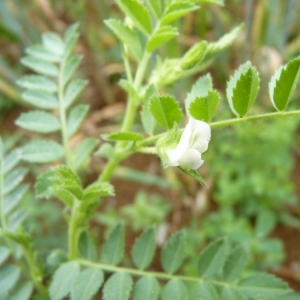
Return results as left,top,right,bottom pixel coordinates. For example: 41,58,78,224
147,26,178,52
180,40,207,70
102,132,143,142
162,279,188,300
133,276,160,300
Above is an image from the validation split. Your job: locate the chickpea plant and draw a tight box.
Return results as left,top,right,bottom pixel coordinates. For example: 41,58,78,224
1,0,300,299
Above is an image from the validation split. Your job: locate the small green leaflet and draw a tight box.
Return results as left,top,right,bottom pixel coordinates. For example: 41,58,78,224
21,139,64,163
9,281,33,300
64,23,80,59
0,246,9,265
102,224,125,265
197,0,224,5
2,148,22,175
189,90,220,122
226,61,260,117
147,26,178,52
62,55,82,85
102,132,143,142
149,95,182,130
178,167,208,187
132,227,156,270
191,283,219,300
21,56,59,77
103,272,133,300
17,75,57,93
141,85,156,135
49,261,80,300
133,276,160,300
64,79,88,109
21,90,58,109
3,167,28,195
0,265,21,297
115,0,152,35
162,280,188,300
144,0,162,18
83,182,114,202
4,184,29,214
180,41,207,70
105,19,142,61
255,210,276,238
94,143,117,159
161,230,186,274
269,57,300,111
220,287,246,300
67,104,89,137
15,110,60,133
26,44,61,63
42,32,65,56
35,170,56,199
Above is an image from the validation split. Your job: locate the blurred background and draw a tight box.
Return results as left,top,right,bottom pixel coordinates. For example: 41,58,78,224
1,0,300,292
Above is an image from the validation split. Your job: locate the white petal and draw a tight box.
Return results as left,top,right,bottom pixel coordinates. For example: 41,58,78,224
190,119,211,142
178,148,204,169
192,140,209,153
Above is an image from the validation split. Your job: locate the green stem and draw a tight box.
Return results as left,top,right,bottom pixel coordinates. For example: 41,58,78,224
68,201,81,260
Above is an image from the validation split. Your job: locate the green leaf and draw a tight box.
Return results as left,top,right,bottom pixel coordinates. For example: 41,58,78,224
73,138,98,170
133,276,160,300
178,167,208,187
180,41,207,70
223,246,247,282
102,224,125,265
226,61,260,117
21,139,64,163
17,75,57,93
64,79,88,109
197,238,229,279
0,247,9,265
94,143,117,160
162,280,188,300
189,90,220,122
67,104,89,137
42,32,65,56
132,227,156,270
49,261,80,300
145,0,162,18
7,210,28,232
15,110,60,133
26,44,61,63
21,90,58,109
71,267,104,300
197,0,224,5
21,56,59,76
83,182,114,202
105,19,142,61
2,148,22,175
161,2,198,25
269,57,300,111
149,95,182,130
4,184,29,214
63,55,82,85
103,272,133,300
115,0,152,35
78,231,97,260
3,167,28,195
185,74,213,117
237,273,290,299
141,85,157,135
0,265,20,297
220,287,246,300
147,25,178,52
191,283,219,300
161,230,186,274
102,132,143,142
64,23,80,59
9,281,33,300
35,170,55,199
255,210,276,238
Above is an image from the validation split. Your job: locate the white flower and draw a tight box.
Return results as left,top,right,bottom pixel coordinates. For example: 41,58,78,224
165,118,211,170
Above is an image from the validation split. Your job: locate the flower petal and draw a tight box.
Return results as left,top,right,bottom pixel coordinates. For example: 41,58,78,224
177,148,204,170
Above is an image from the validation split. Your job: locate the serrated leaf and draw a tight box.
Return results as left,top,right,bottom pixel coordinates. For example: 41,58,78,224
133,276,160,300
21,90,58,109
178,167,208,187
21,139,64,163
83,182,114,202
15,110,60,133
9,281,33,300
226,61,260,117
73,138,98,170
220,287,246,300
26,44,61,63
21,56,59,77
17,75,57,92
3,167,28,195
197,238,229,279
0,265,20,297
7,210,28,232
147,25,178,52
161,230,186,274
105,19,142,61
189,90,220,122
4,184,29,214
35,170,55,199
0,247,9,265
102,132,143,142
223,246,247,282
102,224,125,265
237,273,290,299
255,210,276,238
71,267,104,300
149,95,182,130
67,104,89,137
2,148,22,175
115,0,152,35
103,272,133,300
132,227,156,270
180,41,207,70
94,143,117,159
42,32,65,56
145,0,162,18
64,79,88,109
191,283,219,300
63,55,82,85
49,261,80,300
141,85,156,135
64,23,80,59
162,280,188,300
269,57,300,111
161,2,198,25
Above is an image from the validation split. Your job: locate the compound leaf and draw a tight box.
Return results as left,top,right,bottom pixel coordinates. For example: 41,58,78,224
67,104,89,137
17,75,57,93
21,56,59,77
42,32,65,56
21,90,58,109
64,79,88,109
